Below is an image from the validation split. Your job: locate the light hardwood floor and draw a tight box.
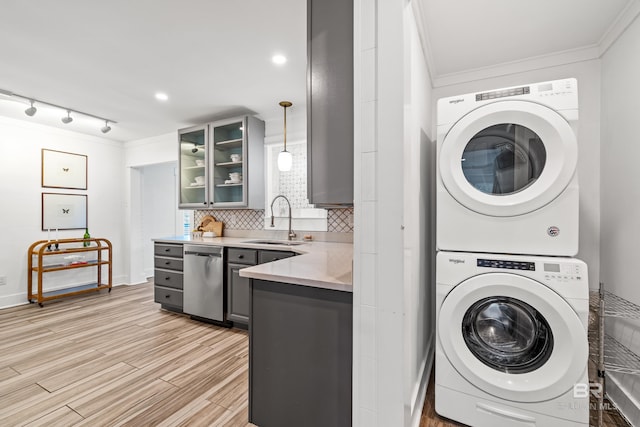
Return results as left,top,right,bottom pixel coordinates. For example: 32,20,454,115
1,282,630,426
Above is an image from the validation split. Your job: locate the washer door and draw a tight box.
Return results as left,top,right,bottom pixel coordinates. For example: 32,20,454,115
438,273,587,403
440,100,577,216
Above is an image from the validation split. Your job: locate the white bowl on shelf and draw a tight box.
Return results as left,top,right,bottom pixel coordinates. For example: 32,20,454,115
229,173,242,183
230,154,241,162
194,176,205,185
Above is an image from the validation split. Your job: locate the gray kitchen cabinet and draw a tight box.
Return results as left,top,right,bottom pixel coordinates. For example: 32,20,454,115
178,116,265,209
226,248,295,326
154,242,184,312
249,279,352,427
227,263,252,325
307,0,354,206
178,124,209,209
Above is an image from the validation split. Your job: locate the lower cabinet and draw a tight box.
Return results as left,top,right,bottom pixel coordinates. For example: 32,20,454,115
249,279,353,427
227,262,252,324
226,248,295,326
153,243,184,312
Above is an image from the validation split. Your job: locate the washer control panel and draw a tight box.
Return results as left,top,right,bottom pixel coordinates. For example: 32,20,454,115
542,262,583,282
477,257,584,282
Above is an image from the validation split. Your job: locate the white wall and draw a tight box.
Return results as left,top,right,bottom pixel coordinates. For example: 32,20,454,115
353,0,435,425
402,5,435,427
431,60,602,291
140,162,181,278
123,132,176,284
600,15,640,424
0,116,126,308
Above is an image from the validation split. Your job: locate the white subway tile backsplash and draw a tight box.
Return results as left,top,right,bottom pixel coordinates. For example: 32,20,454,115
360,201,377,253
360,355,377,411
361,305,377,358
362,152,377,201
361,100,377,153
361,48,377,103
360,407,377,427
360,0,376,50
360,253,377,307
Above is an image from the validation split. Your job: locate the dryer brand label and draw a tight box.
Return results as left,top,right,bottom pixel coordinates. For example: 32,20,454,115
547,226,560,237
448,98,464,104
448,258,465,264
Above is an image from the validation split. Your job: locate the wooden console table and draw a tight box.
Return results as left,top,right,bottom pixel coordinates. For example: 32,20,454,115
28,237,112,307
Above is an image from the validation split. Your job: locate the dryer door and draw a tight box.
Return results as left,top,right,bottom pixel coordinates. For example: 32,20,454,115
439,100,577,216
438,273,587,403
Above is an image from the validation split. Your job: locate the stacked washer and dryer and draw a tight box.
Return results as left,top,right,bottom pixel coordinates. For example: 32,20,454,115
435,79,590,426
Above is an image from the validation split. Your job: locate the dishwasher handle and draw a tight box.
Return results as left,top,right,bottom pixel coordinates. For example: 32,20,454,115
185,251,222,257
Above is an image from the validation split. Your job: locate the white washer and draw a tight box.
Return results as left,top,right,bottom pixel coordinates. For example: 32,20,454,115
435,251,589,426
437,78,579,256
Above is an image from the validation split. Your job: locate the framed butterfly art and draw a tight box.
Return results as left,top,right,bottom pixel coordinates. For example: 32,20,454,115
42,149,87,190
42,193,87,230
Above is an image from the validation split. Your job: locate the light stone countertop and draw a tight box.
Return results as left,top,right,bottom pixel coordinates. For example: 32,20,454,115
153,236,353,293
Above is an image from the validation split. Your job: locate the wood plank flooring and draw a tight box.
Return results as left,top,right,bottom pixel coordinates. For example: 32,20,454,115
0,282,631,426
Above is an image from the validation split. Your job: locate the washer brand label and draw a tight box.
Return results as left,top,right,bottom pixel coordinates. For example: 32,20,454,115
547,226,560,237
448,258,465,264
449,98,464,104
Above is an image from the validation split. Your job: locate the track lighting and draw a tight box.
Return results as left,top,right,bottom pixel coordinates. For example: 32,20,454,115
0,87,116,134
61,110,73,124
25,100,37,117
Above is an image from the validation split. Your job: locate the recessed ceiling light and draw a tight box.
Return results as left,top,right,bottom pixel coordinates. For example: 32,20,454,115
272,55,287,65
155,92,169,101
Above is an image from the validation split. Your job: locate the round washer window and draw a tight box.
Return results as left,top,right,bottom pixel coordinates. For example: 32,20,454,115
462,123,547,195
462,296,553,374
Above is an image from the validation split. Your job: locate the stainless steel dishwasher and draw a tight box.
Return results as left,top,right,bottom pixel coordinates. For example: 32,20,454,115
183,244,224,322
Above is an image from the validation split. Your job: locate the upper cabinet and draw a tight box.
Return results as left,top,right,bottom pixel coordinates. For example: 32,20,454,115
179,124,208,208
178,116,265,209
307,0,354,207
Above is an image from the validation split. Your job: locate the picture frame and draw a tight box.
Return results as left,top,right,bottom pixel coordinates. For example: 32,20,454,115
42,193,88,230
42,149,88,190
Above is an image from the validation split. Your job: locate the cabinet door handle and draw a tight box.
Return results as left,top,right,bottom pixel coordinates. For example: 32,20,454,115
165,276,171,281
165,261,171,265
238,255,244,259
165,294,170,299
165,248,170,252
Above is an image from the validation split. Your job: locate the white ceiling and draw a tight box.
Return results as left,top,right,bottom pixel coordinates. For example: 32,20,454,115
0,0,637,142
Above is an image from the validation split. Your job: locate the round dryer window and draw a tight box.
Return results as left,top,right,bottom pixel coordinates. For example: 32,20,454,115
462,124,547,196
438,273,588,403
439,100,577,216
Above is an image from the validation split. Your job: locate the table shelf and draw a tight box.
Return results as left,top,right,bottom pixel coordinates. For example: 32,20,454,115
28,237,112,307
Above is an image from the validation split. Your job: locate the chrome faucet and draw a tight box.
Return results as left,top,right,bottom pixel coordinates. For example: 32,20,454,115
270,195,296,240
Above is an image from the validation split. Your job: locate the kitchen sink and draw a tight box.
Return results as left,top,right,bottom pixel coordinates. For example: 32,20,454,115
242,239,305,246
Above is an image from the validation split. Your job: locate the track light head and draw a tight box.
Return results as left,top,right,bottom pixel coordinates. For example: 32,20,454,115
25,100,37,116
101,120,111,134
61,110,73,124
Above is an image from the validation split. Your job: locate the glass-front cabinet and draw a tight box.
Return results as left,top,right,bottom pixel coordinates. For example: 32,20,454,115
178,116,264,209
179,124,208,208
212,118,247,206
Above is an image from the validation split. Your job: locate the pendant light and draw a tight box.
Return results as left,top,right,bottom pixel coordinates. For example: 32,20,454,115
277,101,293,172
25,100,37,116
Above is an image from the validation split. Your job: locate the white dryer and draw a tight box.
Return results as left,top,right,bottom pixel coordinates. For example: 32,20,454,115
435,251,589,426
437,78,579,256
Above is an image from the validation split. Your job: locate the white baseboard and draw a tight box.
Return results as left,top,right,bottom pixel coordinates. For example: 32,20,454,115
410,332,435,427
